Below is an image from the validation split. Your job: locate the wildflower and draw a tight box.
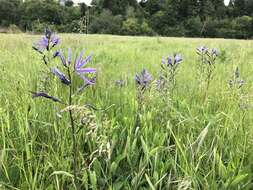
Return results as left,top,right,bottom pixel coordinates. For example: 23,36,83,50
55,49,96,86
196,46,209,55
33,29,60,54
53,50,60,58
78,76,97,92
229,67,245,89
156,75,165,90
162,54,183,67
68,48,72,65
174,54,183,65
51,68,71,85
135,69,152,89
211,48,219,57
74,52,96,85
31,91,63,103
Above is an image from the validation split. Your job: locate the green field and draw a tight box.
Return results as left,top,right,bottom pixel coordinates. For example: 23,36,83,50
0,34,253,189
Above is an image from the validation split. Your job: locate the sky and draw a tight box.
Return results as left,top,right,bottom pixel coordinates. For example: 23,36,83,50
72,0,230,6
72,0,92,6
224,0,230,6
72,0,142,6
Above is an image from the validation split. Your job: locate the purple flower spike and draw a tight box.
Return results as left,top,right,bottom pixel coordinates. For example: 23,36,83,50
74,52,96,89
75,51,84,69
197,46,209,54
33,29,60,54
161,58,166,65
174,54,183,65
76,54,92,69
167,56,173,66
53,50,60,58
31,91,63,103
162,54,183,68
51,34,60,47
33,37,48,53
68,48,72,65
135,69,152,89
76,68,96,73
54,49,72,67
58,50,67,67
51,68,71,85
78,76,97,92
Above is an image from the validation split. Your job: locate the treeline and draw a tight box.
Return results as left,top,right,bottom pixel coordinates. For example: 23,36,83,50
0,0,253,39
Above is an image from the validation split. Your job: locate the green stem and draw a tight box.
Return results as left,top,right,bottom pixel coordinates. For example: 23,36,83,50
67,67,78,189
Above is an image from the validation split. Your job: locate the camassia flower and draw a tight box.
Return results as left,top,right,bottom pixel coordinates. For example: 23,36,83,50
54,49,96,86
135,69,152,90
31,91,63,103
196,46,209,55
33,28,60,54
51,67,71,85
162,54,183,67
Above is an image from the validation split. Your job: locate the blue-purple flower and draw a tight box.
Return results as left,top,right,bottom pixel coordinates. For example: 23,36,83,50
33,29,60,54
54,49,96,86
196,46,209,54
229,67,244,89
156,75,165,90
135,69,152,89
31,91,63,103
162,54,183,67
51,67,71,85
74,52,96,85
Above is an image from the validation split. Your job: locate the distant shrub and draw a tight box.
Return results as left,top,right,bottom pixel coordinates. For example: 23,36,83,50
234,16,252,38
8,24,22,33
122,18,141,35
31,20,57,34
202,18,219,38
140,20,155,36
185,17,202,37
163,25,186,37
57,20,80,33
89,10,123,35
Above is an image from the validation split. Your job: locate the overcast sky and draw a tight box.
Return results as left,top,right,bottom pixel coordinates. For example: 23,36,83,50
72,0,230,6
72,0,91,5
72,0,141,6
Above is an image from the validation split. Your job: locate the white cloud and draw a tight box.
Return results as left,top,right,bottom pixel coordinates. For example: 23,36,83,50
72,0,92,6
72,0,141,6
224,0,230,6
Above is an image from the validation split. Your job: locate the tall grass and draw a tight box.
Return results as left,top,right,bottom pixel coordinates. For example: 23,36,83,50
0,34,253,189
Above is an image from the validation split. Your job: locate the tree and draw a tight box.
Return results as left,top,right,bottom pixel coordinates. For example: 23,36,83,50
65,0,74,7
0,0,21,26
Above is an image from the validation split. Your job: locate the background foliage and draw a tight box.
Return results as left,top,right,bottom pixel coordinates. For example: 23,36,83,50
0,0,253,38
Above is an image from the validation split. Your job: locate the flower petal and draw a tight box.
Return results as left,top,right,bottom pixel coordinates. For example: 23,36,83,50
78,54,93,68
58,51,67,67
31,91,63,103
68,48,72,65
75,51,84,69
51,68,71,85
76,68,96,73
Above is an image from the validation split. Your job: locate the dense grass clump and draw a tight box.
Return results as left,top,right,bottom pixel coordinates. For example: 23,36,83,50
0,34,253,189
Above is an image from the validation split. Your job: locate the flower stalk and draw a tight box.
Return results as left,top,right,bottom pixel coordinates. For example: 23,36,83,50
67,67,78,189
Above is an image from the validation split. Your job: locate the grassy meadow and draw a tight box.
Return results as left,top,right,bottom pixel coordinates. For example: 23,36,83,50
0,34,253,189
